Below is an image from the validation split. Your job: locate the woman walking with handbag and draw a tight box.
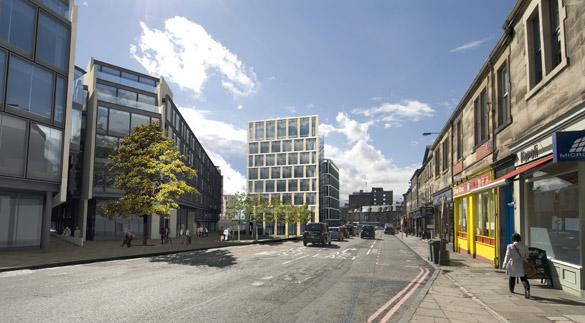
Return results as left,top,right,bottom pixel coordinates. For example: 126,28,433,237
503,233,531,298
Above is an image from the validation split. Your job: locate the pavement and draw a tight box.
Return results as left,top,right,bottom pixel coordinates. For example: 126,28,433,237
397,233,585,323
0,233,295,272
0,231,432,323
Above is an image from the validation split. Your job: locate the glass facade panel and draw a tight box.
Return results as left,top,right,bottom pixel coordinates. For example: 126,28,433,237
300,118,310,137
0,0,35,55
300,179,310,191
248,168,258,180
271,141,280,153
306,165,316,177
27,123,62,180
254,155,264,167
265,154,275,166
97,106,108,133
282,166,292,179
288,179,298,192
254,181,263,193
108,109,130,136
0,51,5,104
130,113,150,130
288,119,298,137
277,180,286,192
7,57,54,120
294,193,304,205
96,83,116,96
70,109,81,145
277,153,286,166
37,13,70,71
254,121,264,140
137,93,156,106
265,180,275,192
294,166,304,178
0,113,26,176
95,134,117,159
294,139,304,151
260,142,269,153
300,152,310,164
283,140,292,152
54,76,66,123
271,167,281,179
289,152,298,165
0,193,43,248
277,120,286,139
526,168,580,265
306,138,315,150
249,142,258,154
40,0,70,20
266,120,275,139
118,88,136,102
260,168,269,179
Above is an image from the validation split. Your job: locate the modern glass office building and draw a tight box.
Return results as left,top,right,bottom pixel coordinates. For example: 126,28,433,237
319,158,340,226
247,116,320,232
51,58,222,243
0,0,77,249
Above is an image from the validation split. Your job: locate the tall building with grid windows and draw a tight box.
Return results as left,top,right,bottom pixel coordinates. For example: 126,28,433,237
247,116,320,231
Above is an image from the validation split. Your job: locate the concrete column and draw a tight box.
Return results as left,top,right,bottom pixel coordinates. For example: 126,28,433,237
78,199,88,245
41,192,53,251
151,214,160,240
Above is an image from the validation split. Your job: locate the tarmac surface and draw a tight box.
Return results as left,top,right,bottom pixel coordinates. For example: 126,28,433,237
0,230,432,323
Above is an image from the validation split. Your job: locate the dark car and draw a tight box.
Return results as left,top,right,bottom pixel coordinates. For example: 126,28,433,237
360,225,376,239
384,226,395,235
303,223,331,246
329,227,344,241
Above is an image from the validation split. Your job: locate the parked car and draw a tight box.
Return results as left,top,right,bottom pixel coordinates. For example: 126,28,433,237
384,225,395,235
360,225,376,239
329,227,344,241
303,222,331,246
345,224,355,236
339,226,350,239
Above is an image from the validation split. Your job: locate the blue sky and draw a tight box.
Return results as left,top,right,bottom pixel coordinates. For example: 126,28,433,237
75,0,515,201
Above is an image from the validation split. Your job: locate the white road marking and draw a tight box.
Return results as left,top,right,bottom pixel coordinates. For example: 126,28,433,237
252,281,265,287
312,253,320,258
366,249,372,255
352,256,356,260
282,255,309,265
261,276,273,280
297,276,312,284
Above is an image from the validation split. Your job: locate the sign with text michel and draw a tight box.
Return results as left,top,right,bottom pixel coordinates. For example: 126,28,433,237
552,130,585,162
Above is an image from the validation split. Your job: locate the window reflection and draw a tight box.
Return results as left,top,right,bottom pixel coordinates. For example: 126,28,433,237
27,123,62,181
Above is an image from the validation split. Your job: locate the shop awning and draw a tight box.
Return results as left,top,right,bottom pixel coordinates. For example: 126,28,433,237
468,178,507,195
498,155,553,181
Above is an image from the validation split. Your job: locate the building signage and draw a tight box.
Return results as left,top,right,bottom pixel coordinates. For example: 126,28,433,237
552,130,585,162
453,172,492,197
520,145,539,164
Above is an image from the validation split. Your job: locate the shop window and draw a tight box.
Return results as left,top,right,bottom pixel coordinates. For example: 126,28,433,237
458,198,467,233
0,0,35,55
0,113,27,176
7,56,54,121
36,13,70,71
27,123,63,181
475,191,495,237
526,167,579,265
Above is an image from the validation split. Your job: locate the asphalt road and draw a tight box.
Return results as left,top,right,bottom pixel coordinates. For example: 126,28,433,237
0,231,433,323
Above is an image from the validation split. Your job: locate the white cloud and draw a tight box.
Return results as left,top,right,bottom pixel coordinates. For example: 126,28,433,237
353,100,435,128
177,107,247,195
320,112,373,144
322,113,418,201
450,36,492,53
130,17,257,97
178,107,246,157
82,1,88,7
236,105,243,110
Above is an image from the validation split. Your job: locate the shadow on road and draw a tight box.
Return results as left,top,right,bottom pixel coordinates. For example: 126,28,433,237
149,249,237,268
305,244,341,249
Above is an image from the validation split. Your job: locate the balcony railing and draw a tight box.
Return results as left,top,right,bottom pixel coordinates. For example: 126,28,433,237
96,71,157,93
96,91,159,113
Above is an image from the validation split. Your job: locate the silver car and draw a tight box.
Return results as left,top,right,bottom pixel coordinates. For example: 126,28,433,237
329,227,343,241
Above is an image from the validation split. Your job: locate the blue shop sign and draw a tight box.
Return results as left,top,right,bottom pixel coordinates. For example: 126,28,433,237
552,130,585,162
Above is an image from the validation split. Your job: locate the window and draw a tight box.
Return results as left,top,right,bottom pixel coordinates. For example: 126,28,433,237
300,152,310,164
457,198,467,232
300,179,310,191
248,168,258,180
548,0,561,69
40,0,70,20
277,153,286,166
260,142,269,154
0,51,5,104
137,94,156,106
0,113,27,176
442,139,449,171
306,138,316,150
118,88,136,102
0,0,35,55
277,120,286,139
456,120,462,160
254,121,264,140
282,166,292,179
434,150,440,177
271,167,281,179
266,121,275,139
528,12,543,87
474,90,489,146
7,57,54,120
249,142,258,154
27,123,63,181
277,180,286,192
254,155,264,167
306,165,316,177
283,140,292,152
475,191,495,237
294,193,304,205
70,109,81,145
130,113,150,130
121,71,138,82
108,109,130,136
254,181,263,193
265,180,275,193
289,153,298,165
288,119,297,138
271,141,281,153
100,65,119,77
294,139,304,151
265,154,275,166
96,106,108,133
95,134,117,159
288,179,298,192
294,166,304,178
497,65,510,127
0,193,44,248
36,13,70,71
54,76,66,124
300,118,310,137
96,83,116,97
311,116,316,136
248,123,253,140
260,168,269,179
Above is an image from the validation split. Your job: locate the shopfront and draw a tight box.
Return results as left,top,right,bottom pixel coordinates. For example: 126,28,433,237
454,170,500,266
432,189,453,243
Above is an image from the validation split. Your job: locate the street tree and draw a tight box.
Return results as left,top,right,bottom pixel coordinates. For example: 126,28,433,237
228,192,247,241
246,195,265,241
102,123,197,246
283,204,297,237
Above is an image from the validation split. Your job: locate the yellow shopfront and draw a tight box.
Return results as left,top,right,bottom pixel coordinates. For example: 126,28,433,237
454,170,500,267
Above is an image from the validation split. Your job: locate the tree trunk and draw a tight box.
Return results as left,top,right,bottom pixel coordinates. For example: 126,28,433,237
142,215,148,246
274,218,277,238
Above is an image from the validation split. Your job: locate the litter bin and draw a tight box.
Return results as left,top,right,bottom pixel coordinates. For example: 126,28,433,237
429,239,441,264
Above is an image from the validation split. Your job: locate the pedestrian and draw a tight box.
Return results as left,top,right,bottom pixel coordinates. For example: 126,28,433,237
219,227,224,242
179,227,184,244
185,228,191,244
121,229,133,248
503,233,531,298
204,227,208,237
223,227,230,241
159,227,165,244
